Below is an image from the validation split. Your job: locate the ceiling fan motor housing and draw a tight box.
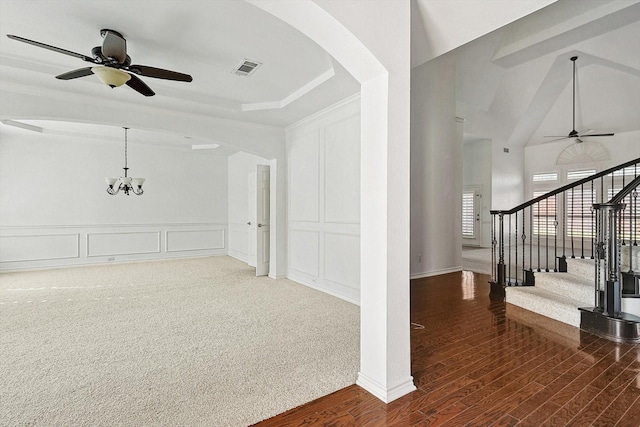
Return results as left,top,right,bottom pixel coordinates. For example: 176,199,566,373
100,28,124,39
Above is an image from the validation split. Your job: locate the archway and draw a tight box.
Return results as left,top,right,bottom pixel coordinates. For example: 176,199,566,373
246,0,415,402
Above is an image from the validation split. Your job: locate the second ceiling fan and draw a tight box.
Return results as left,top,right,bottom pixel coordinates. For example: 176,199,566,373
544,56,614,143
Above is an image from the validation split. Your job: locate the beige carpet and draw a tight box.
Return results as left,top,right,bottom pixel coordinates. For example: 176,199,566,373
0,256,360,426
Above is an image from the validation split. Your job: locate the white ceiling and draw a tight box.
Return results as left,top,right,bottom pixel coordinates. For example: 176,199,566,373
1,0,639,151
411,0,557,66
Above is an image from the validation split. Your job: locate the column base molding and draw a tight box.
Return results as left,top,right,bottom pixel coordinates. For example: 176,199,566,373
356,372,416,403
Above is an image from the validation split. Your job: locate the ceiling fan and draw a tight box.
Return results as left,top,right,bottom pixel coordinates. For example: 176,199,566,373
544,56,614,143
7,29,192,97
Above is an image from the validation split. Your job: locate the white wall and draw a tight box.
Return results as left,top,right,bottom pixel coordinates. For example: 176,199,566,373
491,142,525,211
286,94,360,304
463,139,492,247
0,129,228,270
411,55,464,278
227,151,270,263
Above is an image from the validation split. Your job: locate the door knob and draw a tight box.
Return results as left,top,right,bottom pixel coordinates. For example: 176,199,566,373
258,223,265,227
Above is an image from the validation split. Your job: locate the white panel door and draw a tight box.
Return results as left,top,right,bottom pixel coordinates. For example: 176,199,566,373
255,165,270,276
462,186,482,246
248,171,257,267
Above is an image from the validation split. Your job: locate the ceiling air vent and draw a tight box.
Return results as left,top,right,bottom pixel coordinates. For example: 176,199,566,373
232,59,262,77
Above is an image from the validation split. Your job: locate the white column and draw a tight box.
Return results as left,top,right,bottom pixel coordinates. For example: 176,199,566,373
356,70,415,402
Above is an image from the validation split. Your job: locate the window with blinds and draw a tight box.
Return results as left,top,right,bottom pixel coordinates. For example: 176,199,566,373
612,166,638,177
566,188,596,238
462,191,475,238
532,172,558,182
532,191,557,236
567,169,596,180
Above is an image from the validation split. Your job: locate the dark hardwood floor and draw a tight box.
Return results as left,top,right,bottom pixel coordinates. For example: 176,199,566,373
255,271,640,426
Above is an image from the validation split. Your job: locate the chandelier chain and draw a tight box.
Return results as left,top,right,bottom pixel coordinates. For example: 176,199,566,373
124,127,128,171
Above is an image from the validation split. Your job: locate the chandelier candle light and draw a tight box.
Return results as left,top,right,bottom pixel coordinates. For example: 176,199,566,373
105,127,145,195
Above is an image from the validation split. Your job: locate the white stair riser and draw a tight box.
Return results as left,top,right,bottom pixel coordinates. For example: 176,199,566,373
566,259,596,282
567,258,638,284
621,245,640,268
506,290,580,328
622,297,640,316
535,274,593,306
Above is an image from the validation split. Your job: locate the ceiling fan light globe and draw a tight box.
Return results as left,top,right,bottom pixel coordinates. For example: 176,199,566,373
92,66,131,87
133,178,145,187
105,177,117,186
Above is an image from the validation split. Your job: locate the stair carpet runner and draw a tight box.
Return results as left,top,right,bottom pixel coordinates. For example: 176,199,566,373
506,246,640,328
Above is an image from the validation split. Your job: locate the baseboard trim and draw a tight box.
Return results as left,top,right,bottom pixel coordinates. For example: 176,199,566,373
411,266,463,279
0,252,228,272
286,274,360,306
356,372,416,403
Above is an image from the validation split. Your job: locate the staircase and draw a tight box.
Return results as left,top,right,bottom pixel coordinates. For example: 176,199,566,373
506,248,640,328
490,158,640,343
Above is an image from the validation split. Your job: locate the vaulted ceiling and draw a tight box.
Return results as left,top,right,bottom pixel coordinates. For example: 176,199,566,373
450,0,640,147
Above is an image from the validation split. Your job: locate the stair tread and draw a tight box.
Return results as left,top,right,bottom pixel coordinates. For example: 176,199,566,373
565,258,594,267
567,258,636,268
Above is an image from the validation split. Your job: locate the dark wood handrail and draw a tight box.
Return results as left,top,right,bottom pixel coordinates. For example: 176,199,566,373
491,157,640,215
609,174,640,204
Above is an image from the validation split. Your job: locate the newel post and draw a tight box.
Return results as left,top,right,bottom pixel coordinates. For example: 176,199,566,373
605,203,625,317
594,202,625,317
490,211,507,298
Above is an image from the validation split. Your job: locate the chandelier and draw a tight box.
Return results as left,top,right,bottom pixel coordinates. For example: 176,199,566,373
105,127,145,195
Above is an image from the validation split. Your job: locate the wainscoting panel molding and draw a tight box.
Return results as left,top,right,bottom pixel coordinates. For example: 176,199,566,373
288,132,320,223
0,223,227,271
323,232,360,291
166,229,225,252
286,95,361,304
227,222,249,263
324,114,360,224
87,232,161,257
0,233,79,263
289,229,320,277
